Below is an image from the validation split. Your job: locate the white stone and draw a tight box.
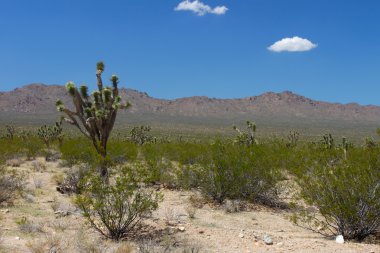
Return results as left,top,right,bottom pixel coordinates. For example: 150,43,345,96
336,235,344,244
178,226,185,232
239,233,244,238
263,235,273,245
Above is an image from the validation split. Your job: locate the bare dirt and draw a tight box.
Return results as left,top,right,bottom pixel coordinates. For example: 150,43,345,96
1,159,379,253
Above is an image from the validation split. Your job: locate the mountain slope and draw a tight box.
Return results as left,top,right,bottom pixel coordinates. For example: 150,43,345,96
1,84,379,138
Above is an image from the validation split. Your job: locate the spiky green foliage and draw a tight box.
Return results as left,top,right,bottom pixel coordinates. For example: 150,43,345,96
56,62,130,178
321,133,334,149
287,130,299,147
233,121,258,146
5,125,15,140
129,125,156,145
37,118,64,148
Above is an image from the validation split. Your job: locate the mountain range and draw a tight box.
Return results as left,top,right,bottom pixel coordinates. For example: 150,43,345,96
1,84,379,139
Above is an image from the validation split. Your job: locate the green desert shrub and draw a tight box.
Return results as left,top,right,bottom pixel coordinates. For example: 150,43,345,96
60,138,138,167
292,147,380,241
75,166,161,241
60,138,99,166
197,141,281,204
107,139,138,164
140,143,177,187
0,137,43,163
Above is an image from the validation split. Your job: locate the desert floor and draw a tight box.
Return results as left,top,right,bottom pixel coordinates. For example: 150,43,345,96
1,158,379,253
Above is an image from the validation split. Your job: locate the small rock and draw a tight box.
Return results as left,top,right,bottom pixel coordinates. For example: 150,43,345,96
336,235,344,244
2,209,9,213
239,233,245,238
15,236,20,240
263,235,273,245
178,226,185,232
276,242,283,246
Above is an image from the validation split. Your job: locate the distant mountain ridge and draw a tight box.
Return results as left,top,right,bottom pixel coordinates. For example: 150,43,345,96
1,83,380,124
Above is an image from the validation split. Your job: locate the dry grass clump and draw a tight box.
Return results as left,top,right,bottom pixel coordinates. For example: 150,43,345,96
33,177,44,189
31,160,46,172
185,205,196,219
224,199,243,213
49,219,70,232
5,158,22,167
164,207,177,225
114,242,135,253
0,166,26,205
16,216,44,234
26,234,66,253
74,229,106,253
188,194,206,209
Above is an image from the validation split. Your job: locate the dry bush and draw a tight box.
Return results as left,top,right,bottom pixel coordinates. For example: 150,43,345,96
49,219,69,232
33,178,44,189
188,195,206,209
75,229,106,253
164,207,177,225
24,193,35,203
57,164,91,194
50,198,75,215
185,205,196,219
114,242,135,253
5,158,22,167
224,199,242,213
0,166,26,205
138,239,167,253
31,160,46,172
16,216,44,234
27,234,66,253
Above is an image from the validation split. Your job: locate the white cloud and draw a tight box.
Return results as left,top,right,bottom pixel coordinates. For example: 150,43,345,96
174,0,228,16
268,36,317,52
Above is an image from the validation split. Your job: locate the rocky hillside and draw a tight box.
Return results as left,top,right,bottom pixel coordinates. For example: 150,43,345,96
1,83,379,138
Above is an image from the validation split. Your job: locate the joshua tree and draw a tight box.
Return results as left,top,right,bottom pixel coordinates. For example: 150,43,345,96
287,130,300,147
233,121,258,146
129,125,156,145
321,133,334,149
56,61,130,178
5,125,15,140
37,118,64,148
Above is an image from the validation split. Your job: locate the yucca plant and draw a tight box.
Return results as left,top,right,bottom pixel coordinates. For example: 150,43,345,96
56,62,130,179
37,118,64,148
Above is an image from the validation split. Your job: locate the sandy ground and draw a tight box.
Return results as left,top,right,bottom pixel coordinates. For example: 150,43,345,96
0,158,379,253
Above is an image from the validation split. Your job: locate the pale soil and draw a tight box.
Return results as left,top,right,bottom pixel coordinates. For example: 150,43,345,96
0,158,379,253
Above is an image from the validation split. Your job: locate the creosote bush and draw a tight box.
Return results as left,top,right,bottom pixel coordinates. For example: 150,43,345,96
291,147,380,241
75,166,161,241
60,137,138,167
197,141,281,205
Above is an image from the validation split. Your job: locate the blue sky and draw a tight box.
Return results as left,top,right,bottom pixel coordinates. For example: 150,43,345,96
1,0,380,105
